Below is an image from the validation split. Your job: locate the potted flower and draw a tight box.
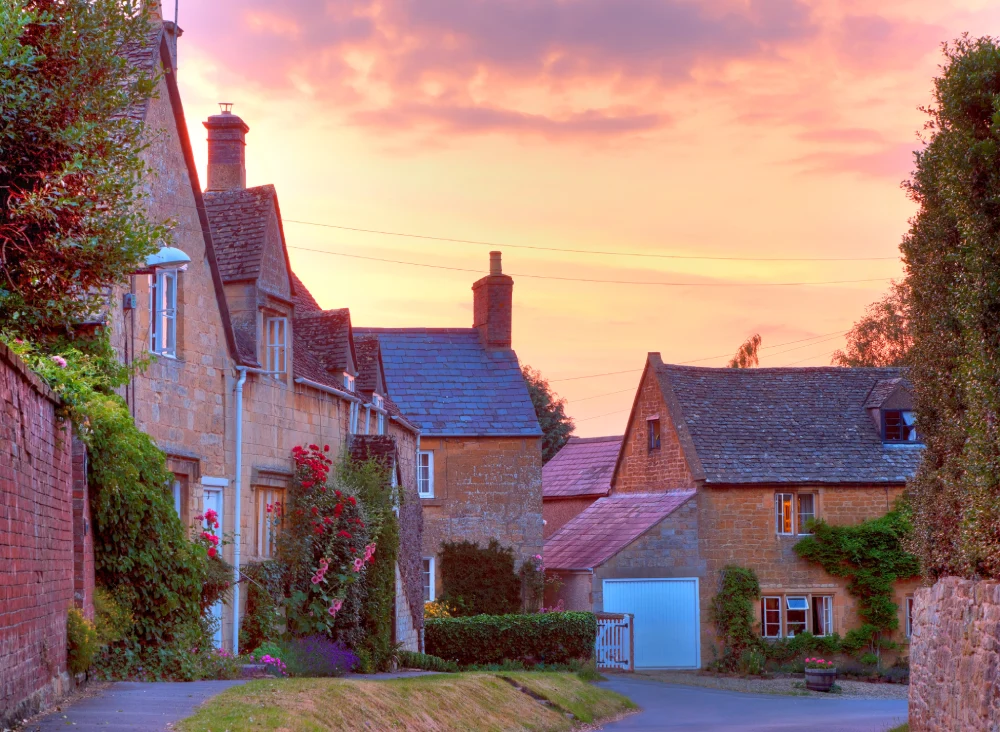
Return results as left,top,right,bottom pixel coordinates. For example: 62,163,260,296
804,657,837,692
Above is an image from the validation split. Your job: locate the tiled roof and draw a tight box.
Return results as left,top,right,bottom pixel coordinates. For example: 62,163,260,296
545,492,695,570
354,335,382,394
653,362,923,485
349,434,399,477
204,185,275,282
544,436,621,498
294,309,355,377
864,378,908,409
290,271,321,314
354,328,542,437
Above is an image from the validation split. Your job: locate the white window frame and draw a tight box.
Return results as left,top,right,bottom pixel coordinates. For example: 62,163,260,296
149,269,178,357
785,596,809,638
374,394,385,435
761,596,782,638
775,493,794,536
906,596,914,638
797,493,816,535
256,487,285,559
343,373,355,392
265,316,287,377
417,450,434,498
422,556,435,602
812,595,834,637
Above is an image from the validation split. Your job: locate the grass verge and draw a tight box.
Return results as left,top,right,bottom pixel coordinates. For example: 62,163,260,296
176,672,635,731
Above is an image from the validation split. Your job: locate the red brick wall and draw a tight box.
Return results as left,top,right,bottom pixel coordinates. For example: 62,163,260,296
0,344,84,726
71,438,95,619
613,370,696,493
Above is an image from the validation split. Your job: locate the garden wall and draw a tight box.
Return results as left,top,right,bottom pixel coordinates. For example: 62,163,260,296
0,344,92,727
909,577,1000,731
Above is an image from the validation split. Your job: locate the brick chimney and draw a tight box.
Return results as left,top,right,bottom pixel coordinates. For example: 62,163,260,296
472,251,514,350
203,104,249,191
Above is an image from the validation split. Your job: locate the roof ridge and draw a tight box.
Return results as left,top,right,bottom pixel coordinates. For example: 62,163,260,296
659,363,905,374
568,435,622,443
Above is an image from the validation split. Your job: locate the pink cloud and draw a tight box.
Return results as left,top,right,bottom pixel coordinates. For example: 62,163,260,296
792,141,919,178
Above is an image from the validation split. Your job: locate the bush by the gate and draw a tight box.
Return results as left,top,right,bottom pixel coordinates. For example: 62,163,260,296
425,612,597,666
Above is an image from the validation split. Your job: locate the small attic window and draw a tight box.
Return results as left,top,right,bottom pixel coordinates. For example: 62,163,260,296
883,409,918,443
648,418,661,451
343,373,355,392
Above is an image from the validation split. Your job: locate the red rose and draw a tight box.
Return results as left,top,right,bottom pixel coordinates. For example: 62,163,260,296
207,547,217,558
311,506,319,515
348,496,356,506
324,445,330,452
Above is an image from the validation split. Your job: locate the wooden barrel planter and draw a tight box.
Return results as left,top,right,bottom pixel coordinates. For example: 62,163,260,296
804,667,838,692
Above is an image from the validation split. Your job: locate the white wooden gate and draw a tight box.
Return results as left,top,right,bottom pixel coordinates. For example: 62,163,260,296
595,612,634,671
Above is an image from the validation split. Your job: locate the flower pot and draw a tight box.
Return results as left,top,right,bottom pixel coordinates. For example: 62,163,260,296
804,667,837,692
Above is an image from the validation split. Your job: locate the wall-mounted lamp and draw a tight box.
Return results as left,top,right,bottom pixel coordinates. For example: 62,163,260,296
133,246,191,275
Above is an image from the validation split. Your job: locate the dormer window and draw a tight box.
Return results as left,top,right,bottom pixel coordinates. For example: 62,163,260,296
265,317,287,377
883,409,918,443
373,394,385,434
343,373,355,392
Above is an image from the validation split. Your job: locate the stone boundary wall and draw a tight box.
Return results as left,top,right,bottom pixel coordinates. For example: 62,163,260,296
0,344,92,727
909,577,1000,731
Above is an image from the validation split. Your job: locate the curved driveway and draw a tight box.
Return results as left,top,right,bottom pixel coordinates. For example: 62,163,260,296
599,676,908,732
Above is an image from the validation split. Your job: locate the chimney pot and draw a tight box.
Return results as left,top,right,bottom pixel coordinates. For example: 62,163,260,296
472,252,514,350
203,104,249,191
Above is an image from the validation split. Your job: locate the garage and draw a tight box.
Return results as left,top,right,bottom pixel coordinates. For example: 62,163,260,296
603,578,700,669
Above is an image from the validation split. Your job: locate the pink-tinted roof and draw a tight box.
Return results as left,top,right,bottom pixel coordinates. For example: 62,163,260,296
543,436,622,499
544,491,695,570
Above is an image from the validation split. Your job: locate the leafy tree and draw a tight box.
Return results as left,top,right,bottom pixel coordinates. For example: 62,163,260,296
831,282,911,367
901,35,1000,581
0,0,166,338
727,333,761,368
522,365,574,463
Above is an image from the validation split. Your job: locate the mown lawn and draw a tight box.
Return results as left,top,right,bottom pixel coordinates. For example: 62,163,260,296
176,672,636,732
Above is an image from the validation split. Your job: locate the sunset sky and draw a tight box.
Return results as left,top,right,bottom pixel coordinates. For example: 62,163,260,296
173,0,1000,437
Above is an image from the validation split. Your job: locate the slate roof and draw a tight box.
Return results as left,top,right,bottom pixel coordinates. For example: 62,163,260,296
652,361,923,485
203,185,276,282
864,378,908,409
294,309,355,377
290,271,321,314
544,436,621,499
353,328,542,437
545,491,695,570
354,335,383,394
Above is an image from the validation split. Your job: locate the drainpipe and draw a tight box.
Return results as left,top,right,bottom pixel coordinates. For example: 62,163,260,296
233,364,282,654
365,405,371,434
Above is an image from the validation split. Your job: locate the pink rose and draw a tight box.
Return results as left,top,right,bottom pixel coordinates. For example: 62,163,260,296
51,355,67,368
353,558,364,572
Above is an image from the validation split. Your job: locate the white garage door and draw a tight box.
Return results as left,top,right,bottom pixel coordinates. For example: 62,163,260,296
603,578,700,669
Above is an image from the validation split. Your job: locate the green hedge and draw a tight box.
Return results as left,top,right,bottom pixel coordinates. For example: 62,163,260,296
425,612,597,666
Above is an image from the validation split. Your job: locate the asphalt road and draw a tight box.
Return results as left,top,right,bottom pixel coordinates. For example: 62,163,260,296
599,676,908,732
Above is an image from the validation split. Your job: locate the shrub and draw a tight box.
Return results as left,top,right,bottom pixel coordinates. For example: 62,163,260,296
239,561,285,653
280,635,359,677
739,647,766,676
858,652,880,666
67,607,99,675
709,566,762,671
424,600,453,618
425,612,597,666
763,632,844,665
93,587,132,646
398,650,459,673
251,641,285,663
439,540,521,616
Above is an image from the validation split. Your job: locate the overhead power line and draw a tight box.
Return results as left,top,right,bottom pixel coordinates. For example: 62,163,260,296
286,245,893,288
282,219,900,263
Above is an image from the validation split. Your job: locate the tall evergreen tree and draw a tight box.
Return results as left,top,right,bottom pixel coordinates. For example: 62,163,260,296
522,365,574,463
903,35,1000,580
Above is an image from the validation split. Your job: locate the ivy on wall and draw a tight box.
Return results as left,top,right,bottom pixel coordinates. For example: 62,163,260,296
709,565,762,672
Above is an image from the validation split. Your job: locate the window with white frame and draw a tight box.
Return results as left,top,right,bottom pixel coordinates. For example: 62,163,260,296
417,451,434,497
775,493,794,535
374,394,385,434
265,317,287,377
343,373,355,392
786,596,809,637
812,595,834,637
150,269,178,357
256,487,286,558
797,493,816,534
761,596,782,638
422,557,435,602
906,596,914,638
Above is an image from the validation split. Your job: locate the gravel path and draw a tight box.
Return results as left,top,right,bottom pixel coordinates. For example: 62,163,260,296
630,671,909,700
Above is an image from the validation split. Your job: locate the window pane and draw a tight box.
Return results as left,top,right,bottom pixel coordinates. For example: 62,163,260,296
902,411,918,441
648,419,661,450
787,609,807,637
786,596,809,611
884,410,903,441
762,597,781,637
776,494,793,534
797,494,815,533
812,596,833,636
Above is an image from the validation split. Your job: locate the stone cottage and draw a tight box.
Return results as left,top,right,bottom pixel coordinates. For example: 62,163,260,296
546,353,922,669
109,11,423,652
356,252,543,603
542,435,621,538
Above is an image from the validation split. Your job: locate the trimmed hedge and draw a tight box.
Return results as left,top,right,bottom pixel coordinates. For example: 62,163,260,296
425,612,597,666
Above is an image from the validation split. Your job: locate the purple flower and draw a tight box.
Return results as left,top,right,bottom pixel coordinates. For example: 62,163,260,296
51,355,67,368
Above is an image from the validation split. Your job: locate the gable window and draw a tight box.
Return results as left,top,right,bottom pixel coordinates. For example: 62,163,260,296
265,317,287,377
256,487,285,558
149,269,177,357
906,596,914,638
812,595,834,637
761,597,782,638
883,409,918,443
775,493,794,535
374,394,385,435
786,597,809,637
422,557,435,602
648,418,661,451
417,451,434,498
343,373,355,392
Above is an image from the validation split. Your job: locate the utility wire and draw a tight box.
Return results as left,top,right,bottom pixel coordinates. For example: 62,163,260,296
576,408,632,423
285,245,893,288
